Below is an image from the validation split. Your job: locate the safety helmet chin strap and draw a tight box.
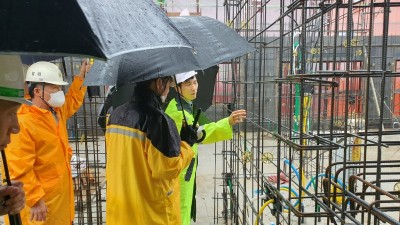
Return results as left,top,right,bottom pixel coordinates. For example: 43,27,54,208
173,78,189,127
174,79,204,132
39,83,56,116
173,78,202,129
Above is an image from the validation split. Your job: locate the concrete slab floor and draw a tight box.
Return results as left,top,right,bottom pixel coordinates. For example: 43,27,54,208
193,143,222,225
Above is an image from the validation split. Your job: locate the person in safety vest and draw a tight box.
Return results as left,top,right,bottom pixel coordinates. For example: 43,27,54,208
0,55,29,217
106,76,197,225
165,71,247,225
5,60,90,225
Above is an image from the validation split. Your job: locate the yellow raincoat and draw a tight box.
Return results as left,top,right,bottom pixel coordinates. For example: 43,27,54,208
106,93,194,225
4,77,87,225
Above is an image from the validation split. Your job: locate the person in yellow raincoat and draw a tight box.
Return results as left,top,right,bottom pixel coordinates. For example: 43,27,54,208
5,60,90,225
106,76,197,225
165,71,247,225
0,55,29,217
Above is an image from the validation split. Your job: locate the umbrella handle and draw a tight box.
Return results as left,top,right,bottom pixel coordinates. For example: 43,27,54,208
192,108,202,129
7,214,21,225
1,150,22,225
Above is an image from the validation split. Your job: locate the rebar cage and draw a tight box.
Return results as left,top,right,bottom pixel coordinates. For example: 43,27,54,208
65,58,107,225
214,0,400,225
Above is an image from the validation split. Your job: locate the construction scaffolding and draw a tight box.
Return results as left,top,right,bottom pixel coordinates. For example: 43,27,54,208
214,0,400,225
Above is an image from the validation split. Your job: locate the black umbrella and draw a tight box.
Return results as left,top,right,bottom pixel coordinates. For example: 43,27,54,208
84,16,255,86
84,47,200,86
170,16,255,69
0,0,193,59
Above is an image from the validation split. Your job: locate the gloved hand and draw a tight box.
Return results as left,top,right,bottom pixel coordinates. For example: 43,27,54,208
180,122,198,147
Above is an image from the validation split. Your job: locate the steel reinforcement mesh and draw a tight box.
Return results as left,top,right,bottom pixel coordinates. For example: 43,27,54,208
214,1,400,225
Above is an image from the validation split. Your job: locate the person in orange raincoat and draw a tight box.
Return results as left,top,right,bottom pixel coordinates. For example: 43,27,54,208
5,60,90,225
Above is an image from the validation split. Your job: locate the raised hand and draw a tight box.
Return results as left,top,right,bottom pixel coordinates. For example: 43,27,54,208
228,109,247,126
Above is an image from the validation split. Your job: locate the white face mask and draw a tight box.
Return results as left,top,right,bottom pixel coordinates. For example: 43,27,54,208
46,90,65,108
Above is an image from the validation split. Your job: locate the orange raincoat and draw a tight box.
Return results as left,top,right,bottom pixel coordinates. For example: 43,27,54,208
5,77,87,225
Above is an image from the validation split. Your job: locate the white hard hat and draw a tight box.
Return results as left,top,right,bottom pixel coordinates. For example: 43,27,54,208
0,55,32,105
180,9,190,16
175,71,197,84
25,61,68,85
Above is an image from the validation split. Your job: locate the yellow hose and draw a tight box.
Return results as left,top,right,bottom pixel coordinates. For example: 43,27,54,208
302,95,311,146
301,169,306,188
352,137,361,161
254,199,274,225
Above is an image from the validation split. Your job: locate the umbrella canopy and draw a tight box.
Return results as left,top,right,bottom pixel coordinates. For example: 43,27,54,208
84,16,255,86
84,47,200,86
0,0,193,59
170,16,255,69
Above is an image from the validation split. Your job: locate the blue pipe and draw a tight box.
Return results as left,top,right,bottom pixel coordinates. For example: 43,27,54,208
305,173,345,191
283,158,301,183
